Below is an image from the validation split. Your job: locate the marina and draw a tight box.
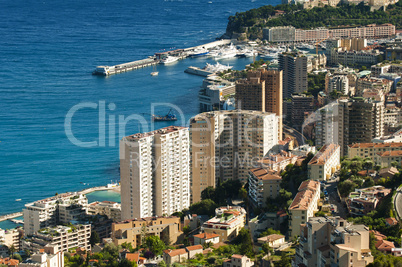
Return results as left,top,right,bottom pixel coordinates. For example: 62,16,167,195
93,39,233,76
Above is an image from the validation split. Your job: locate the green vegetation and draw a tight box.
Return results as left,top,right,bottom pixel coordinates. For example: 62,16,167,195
200,179,243,205
227,2,402,38
281,153,315,195
307,72,326,99
189,199,218,218
259,228,282,238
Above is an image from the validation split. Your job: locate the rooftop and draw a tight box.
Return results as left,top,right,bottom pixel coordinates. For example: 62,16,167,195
349,142,402,149
308,144,340,165
249,168,281,181
193,233,220,240
125,126,187,141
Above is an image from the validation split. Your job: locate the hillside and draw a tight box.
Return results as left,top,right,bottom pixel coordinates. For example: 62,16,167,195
226,2,402,39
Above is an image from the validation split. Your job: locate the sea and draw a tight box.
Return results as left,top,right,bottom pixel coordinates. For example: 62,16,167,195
0,0,281,219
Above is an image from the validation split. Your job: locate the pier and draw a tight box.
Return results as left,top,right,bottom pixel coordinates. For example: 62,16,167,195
93,57,159,76
93,39,234,76
0,212,23,222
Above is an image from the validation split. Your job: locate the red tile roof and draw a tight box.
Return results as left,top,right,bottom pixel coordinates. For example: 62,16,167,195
193,232,220,240
186,245,203,251
165,248,187,257
386,217,398,226
249,168,282,181
125,253,140,262
349,143,402,149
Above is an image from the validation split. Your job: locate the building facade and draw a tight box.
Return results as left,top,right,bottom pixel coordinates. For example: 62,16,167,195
24,193,88,236
201,206,246,242
279,52,308,98
288,180,320,238
294,217,373,267
112,216,182,248
120,126,190,220
22,224,91,253
189,110,279,203
308,144,341,181
248,168,282,208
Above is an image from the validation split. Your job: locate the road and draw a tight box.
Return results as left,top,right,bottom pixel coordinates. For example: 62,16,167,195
394,187,402,221
323,177,348,219
283,125,307,147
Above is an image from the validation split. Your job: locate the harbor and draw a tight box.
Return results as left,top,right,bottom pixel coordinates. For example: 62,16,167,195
92,39,233,76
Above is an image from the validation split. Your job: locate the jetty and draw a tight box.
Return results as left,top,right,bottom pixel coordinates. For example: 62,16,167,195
0,212,23,222
93,39,233,76
93,57,158,76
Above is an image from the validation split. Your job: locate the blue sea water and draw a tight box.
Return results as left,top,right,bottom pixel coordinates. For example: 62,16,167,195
0,0,280,215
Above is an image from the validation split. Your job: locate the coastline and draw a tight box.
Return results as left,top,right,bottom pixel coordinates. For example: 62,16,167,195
0,184,121,227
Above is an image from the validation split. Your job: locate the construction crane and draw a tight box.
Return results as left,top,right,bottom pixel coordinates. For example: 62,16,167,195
315,37,329,55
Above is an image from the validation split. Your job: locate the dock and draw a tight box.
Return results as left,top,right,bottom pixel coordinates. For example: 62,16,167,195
93,57,159,76
184,66,215,77
0,212,23,222
93,39,234,76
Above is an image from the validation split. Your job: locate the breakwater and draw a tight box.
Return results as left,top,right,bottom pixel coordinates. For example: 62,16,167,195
93,39,232,76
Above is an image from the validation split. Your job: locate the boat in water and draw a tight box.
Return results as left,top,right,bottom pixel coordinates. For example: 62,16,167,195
185,62,233,77
188,48,209,57
152,109,177,121
150,72,159,76
213,43,237,60
159,56,179,65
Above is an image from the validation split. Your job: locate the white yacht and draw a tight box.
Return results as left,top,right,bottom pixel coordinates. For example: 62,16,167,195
159,56,179,65
188,48,209,57
214,43,237,60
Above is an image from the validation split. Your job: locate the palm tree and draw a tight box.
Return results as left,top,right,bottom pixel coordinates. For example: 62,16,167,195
9,245,15,259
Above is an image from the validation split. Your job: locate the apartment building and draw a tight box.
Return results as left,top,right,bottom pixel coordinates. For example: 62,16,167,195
356,77,392,96
235,78,265,111
163,245,204,266
347,186,391,216
199,83,235,112
279,52,308,98
294,216,373,267
329,49,381,66
263,26,296,42
189,110,279,203
19,244,64,267
248,168,282,208
87,201,121,222
315,98,384,156
328,75,349,95
374,150,402,168
112,216,182,248
120,126,190,220
348,142,402,159
201,206,246,242
288,180,320,238
308,144,341,181
291,94,314,130
193,233,220,245
264,24,395,42
22,224,91,253
0,229,21,250
244,69,283,141
258,151,299,172
24,193,88,236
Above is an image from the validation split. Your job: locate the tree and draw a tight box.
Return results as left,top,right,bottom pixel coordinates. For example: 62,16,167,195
12,253,22,262
158,260,167,267
8,245,15,259
145,235,166,256
189,199,218,217
90,231,100,246
118,258,137,267
259,228,281,238
233,228,254,257
201,186,216,201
